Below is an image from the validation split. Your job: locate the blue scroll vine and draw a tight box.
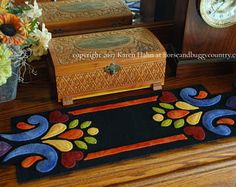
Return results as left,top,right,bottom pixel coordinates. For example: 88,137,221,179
0,111,99,173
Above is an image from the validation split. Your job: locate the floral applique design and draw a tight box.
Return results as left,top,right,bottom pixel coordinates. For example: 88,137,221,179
152,88,236,140
1,86,236,180
0,110,99,172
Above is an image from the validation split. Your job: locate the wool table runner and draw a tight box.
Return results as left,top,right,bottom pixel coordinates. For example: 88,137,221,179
0,85,236,182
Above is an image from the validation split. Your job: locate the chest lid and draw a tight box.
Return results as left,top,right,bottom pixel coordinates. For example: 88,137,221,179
49,27,166,76
40,0,132,32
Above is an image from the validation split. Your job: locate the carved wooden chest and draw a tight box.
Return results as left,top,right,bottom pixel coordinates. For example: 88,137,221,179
49,27,166,105
39,0,133,34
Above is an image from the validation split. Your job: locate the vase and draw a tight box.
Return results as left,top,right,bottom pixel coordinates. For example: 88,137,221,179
0,65,19,103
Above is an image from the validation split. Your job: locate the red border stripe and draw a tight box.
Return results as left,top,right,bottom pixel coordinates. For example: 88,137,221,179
68,96,158,116
85,134,188,161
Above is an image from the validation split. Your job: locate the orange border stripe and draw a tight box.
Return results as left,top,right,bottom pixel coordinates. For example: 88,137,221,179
68,96,158,115
85,134,187,161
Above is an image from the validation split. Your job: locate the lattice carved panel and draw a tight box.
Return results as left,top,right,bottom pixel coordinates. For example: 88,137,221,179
56,61,166,100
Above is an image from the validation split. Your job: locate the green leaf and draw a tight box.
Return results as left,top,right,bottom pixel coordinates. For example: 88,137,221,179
159,103,174,110
174,119,185,129
28,18,38,33
80,121,92,129
69,119,79,129
84,137,97,144
7,4,32,15
161,119,172,127
7,6,24,15
74,140,88,150
152,107,166,114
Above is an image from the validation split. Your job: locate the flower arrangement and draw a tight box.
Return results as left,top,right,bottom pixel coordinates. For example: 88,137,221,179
0,0,51,86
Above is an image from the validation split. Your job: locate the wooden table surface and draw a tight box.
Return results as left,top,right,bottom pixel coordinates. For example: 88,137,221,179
0,60,236,187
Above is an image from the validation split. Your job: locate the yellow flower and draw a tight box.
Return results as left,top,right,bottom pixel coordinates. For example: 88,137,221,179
0,0,10,13
0,13,28,45
0,44,12,86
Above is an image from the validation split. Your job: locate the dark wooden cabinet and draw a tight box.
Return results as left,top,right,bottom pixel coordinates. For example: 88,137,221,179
182,0,236,55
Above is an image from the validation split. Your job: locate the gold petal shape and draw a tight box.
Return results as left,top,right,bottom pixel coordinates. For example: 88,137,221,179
87,128,99,136
41,123,67,140
175,101,199,110
153,114,164,122
187,112,203,125
43,140,73,152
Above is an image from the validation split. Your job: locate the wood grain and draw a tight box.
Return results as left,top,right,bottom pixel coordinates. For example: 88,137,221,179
182,0,236,55
177,61,236,78
14,0,178,48
52,21,175,46
173,0,189,53
39,0,133,34
49,28,166,103
0,57,236,186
